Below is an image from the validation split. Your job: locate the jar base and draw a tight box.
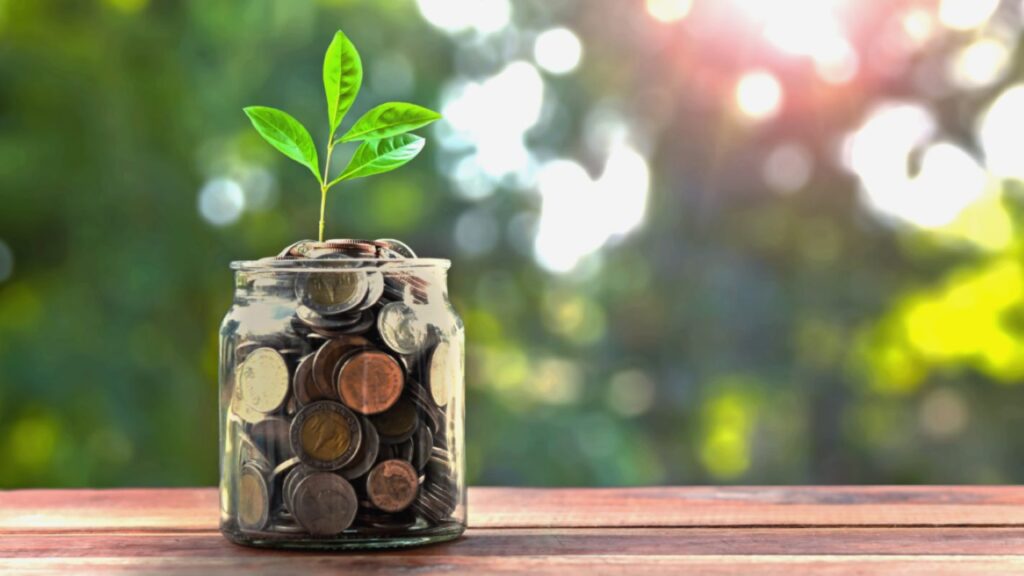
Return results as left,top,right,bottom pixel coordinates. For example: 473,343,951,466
221,521,465,551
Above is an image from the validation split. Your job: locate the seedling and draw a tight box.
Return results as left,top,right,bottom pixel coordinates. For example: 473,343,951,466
244,30,441,241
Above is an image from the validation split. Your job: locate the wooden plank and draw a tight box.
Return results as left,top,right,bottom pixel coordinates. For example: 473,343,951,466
3,487,1024,531
470,486,1024,528
2,528,1024,557
1,555,1023,575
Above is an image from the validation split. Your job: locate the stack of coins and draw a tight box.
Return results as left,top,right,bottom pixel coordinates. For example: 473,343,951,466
229,239,459,537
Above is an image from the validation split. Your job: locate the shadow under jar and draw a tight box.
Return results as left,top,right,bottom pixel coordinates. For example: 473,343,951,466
218,256,465,550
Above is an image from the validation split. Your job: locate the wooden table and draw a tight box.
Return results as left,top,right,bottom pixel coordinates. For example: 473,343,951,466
2,487,1024,574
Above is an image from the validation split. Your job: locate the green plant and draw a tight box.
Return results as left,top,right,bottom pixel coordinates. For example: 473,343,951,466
244,30,441,241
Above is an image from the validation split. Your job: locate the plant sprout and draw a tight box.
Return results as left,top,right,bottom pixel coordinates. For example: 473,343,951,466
244,30,441,241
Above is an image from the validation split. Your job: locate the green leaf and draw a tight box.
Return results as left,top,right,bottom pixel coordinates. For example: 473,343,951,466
330,134,426,184
243,106,321,183
338,102,441,143
323,30,362,137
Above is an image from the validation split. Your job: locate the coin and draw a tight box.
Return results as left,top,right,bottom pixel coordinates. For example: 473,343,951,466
283,464,317,513
238,463,270,531
377,302,429,355
375,238,417,258
291,472,358,535
230,374,266,425
357,272,385,310
428,340,462,408
339,416,380,480
413,424,433,471
290,401,362,470
367,459,419,513
238,347,291,414
370,397,419,443
296,271,368,316
336,350,404,415
292,353,316,406
251,416,295,464
311,339,352,401
406,380,443,435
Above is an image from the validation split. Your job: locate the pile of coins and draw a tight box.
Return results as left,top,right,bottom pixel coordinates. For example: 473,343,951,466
228,239,461,537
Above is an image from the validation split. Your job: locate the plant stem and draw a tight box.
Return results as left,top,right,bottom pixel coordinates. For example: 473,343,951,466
318,138,337,242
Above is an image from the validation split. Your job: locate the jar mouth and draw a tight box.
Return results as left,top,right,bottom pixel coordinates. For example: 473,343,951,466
230,257,451,272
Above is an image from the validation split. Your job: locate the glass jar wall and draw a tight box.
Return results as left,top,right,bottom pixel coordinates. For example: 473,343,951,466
218,252,465,550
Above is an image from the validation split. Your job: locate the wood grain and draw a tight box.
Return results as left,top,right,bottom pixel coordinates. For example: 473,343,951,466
2,487,1024,574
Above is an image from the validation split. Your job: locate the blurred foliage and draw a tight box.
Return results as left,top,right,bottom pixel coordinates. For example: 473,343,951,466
1,0,1023,488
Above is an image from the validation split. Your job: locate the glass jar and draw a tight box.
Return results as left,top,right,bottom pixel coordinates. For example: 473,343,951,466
218,254,465,549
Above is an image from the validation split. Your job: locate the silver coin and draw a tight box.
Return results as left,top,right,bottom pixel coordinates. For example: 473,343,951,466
277,239,316,258
339,416,380,480
428,340,462,408
377,301,429,355
238,463,270,531
291,472,358,535
356,272,385,310
413,425,433,471
375,238,417,258
250,416,294,464
283,464,317,513
238,347,290,414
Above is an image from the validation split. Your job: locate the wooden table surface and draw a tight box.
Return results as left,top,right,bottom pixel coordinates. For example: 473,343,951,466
2,486,1024,574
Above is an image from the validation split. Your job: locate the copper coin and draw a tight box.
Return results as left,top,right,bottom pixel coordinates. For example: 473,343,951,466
311,340,350,401
290,401,361,470
366,459,419,513
370,397,419,443
336,350,404,415
291,472,358,535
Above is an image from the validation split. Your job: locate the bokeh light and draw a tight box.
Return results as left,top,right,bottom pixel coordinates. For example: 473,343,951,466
533,28,583,75
645,0,693,23
977,84,1024,180
938,0,1000,31
197,177,245,227
440,61,544,179
415,0,512,35
949,37,1012,89
533,140,650,273
735,70,783,121
762,142,813,194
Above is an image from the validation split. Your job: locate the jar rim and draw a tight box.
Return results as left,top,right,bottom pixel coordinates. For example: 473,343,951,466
230,258,452,272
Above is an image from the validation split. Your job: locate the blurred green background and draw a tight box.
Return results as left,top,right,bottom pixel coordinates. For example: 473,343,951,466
1,0,1023,487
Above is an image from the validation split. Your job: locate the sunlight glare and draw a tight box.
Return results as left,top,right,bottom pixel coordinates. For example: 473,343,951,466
950,37,1011,90
534,140,650,273
441,61,544,179
847,104,987,228
533,27,583,75
646,0,693,23
938,0,999,31
735,70,783,121
416,0,511,35
977,84,1024,181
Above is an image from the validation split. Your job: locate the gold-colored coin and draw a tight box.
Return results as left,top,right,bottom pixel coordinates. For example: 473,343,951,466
301,410,351,461
301,272,367,315
290,401,361,470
